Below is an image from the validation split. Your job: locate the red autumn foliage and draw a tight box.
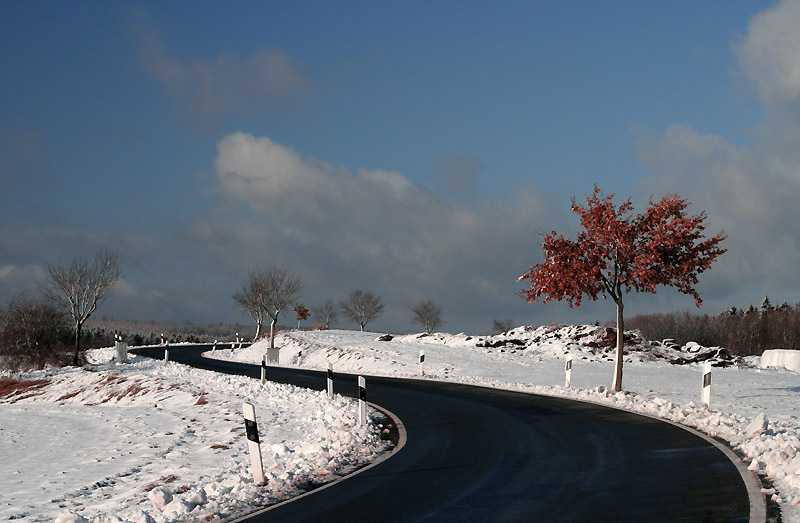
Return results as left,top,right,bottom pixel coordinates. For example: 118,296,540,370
519,185,726,391
294,303,310,328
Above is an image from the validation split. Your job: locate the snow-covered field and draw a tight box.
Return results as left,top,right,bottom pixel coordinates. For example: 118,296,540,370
3,324,800,522
0,350,390,522
207,325,800,522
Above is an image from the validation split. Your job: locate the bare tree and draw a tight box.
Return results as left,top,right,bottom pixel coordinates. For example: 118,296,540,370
340,289,385,331
41,250,122,366
492,317,515,334
311,299,338,329
411,299,443,334
232,269,267,341
235,265,303,348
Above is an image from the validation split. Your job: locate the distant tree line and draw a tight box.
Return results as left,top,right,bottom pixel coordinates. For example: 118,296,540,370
627,297,800,356
232,264,448,339
83,318,257,347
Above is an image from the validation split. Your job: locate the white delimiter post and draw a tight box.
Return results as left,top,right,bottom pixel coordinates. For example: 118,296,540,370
358,376,367,426
164,348,170,362
419,349,425,376
701,361,712,408
260,355,267,384
565,353,573,388
242,402,266,485
327,362,334,398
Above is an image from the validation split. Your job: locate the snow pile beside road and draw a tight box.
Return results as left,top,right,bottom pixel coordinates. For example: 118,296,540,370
0,353,389,522
209,327,800,521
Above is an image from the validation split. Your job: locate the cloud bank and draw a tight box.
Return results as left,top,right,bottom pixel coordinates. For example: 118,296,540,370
635,0,800,311
734,0,800,111
201,132,561,332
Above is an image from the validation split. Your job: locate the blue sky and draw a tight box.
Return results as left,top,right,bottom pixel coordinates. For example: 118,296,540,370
2,1,799,334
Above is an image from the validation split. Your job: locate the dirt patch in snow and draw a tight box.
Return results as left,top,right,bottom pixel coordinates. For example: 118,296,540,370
0,377,50,401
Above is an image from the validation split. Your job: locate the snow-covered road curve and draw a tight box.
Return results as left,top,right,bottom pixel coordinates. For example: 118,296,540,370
138,345,761,521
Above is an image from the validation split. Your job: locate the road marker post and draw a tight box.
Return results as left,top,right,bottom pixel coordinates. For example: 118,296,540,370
358,376,367,426
419,349,425,376
164,348,170,362
261,355,267,384
327,362,334,398
565,353,573,388
114,335,128,363
702,361,712,408
242,402,266,485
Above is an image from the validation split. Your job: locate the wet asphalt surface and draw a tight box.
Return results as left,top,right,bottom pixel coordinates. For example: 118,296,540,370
134,345,752,522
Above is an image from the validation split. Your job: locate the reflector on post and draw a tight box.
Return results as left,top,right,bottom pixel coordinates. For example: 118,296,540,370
243,402,266,485
358,376,366,425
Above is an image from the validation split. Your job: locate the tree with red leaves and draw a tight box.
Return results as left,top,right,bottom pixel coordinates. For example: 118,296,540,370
294,303,310,329
519,186,726,392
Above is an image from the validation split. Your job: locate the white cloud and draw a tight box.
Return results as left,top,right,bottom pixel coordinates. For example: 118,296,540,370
635,122,800,311
135,26,306,123
734,0,800,109
210,132,563,332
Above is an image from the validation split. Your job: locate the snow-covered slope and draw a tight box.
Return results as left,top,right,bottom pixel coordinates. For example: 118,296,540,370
0,351,389,522
208,326,800,521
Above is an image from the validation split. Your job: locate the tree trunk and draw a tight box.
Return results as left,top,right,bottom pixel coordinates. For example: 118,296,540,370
254,320,262,341
72,320,82,366
612,298,624,392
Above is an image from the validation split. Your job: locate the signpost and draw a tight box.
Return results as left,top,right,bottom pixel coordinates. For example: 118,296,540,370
358,376,367,426
702,362,712,408
243,402,266,485
419,349,425,376
565,353,573,388
327,362,334,398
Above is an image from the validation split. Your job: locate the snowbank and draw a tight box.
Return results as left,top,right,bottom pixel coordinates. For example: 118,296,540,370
761,349,800,373
0,351,390,522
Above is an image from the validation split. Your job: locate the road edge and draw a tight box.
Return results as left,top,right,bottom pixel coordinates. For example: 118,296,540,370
629,408,767,522
228,401,407,522
367,374,767,522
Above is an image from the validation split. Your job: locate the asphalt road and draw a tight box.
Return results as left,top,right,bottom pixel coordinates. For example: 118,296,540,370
134,345,758,522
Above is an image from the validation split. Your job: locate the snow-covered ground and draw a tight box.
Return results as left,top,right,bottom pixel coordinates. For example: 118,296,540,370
207,325,800,522
0,350,390,522
3,324,800,522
